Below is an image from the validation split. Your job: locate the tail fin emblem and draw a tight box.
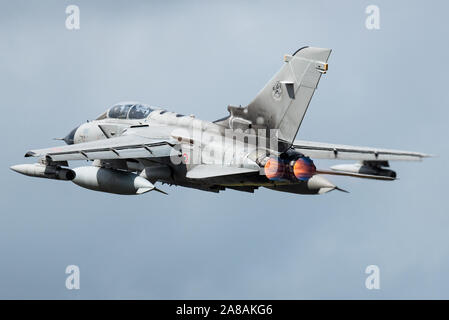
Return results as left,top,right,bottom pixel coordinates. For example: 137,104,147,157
272,81,282,101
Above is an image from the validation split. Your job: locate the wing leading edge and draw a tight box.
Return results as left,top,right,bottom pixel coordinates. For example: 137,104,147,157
293,140,431,162
25,134,175,162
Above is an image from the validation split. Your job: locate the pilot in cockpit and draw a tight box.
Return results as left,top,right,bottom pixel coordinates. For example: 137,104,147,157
96,103,153,120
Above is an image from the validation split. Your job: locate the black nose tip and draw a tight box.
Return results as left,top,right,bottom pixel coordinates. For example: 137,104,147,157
63,126,78,145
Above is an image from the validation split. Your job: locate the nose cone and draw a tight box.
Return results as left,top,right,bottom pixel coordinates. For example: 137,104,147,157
63,126,79,145
10,164,27,174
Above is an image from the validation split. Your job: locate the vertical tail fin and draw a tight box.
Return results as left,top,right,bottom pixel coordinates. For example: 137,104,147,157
223,47,331,148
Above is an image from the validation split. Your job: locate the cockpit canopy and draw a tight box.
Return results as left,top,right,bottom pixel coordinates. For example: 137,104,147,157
96,103,154,120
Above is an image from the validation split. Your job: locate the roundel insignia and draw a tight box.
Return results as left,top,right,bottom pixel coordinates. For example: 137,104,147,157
271,81,282,101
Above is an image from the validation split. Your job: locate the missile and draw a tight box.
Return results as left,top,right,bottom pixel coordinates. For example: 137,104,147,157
330,162,396,179
330,163,364,174
10,163,75,181
72,166,155,195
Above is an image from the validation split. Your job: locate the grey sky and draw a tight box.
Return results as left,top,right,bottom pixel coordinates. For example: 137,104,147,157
0,0,448,298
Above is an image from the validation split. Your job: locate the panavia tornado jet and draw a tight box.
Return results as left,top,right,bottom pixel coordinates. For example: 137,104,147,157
11,47,430,195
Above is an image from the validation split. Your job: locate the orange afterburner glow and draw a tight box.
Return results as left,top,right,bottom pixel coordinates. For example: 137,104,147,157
264,157,285,180
264,155,316,181
293,157,316,181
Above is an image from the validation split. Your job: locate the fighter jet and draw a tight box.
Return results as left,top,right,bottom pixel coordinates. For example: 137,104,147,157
11,47,431,195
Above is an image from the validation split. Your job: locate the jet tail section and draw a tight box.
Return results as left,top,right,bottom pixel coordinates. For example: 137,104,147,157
220,47,331,150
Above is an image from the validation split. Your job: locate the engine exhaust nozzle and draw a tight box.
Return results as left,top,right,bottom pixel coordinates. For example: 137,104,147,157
293,157,316,181
264,155,316,182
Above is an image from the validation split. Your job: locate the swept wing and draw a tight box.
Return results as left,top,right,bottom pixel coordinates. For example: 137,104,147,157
25,134,175,162
293,140,431,162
